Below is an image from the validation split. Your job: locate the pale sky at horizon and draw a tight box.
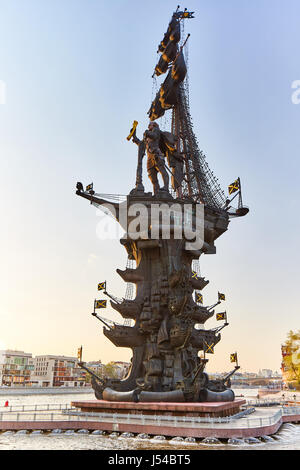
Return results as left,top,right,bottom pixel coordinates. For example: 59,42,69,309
0,0,299,374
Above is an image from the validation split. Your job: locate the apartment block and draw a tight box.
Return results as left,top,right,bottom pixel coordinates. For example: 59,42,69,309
0,350,34,386
30,355,86,387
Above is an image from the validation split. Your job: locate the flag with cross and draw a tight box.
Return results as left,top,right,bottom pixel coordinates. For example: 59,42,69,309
204,341,214,354
86,183,93,192
228,178,240,195
97,281,106,291
216,311,227,321
94,299,107,309
230,352,238,364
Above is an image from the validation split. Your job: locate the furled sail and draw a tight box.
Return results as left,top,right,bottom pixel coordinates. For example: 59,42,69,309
155,15,181,76
157,17,180,53
171,49,187,82
149,50,187,121
148,90,165,121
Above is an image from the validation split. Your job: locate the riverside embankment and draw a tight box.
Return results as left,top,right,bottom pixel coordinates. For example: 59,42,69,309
0,386,92,396
0,390,299,449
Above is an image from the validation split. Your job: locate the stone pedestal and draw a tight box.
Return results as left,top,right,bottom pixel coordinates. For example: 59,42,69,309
71,399,246,418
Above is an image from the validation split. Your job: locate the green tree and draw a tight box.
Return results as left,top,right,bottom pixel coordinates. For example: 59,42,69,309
84,372,92,384
282,330,300,389
103,362,119,379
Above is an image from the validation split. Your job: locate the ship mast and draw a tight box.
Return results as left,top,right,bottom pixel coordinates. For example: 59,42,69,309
150,8,226,208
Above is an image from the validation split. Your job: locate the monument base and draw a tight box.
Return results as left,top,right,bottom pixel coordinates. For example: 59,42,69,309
71,399,246,418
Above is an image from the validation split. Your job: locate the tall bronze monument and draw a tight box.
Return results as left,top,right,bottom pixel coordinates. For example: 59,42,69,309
76,8,248,403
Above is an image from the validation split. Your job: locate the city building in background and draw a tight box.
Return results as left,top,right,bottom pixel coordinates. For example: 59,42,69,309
110,361,131,379
30,355,86,387
0,350,131,388
84,361,130,382
1,348,286,389
85,361,105,382
258,369,273,378
0,350,34,386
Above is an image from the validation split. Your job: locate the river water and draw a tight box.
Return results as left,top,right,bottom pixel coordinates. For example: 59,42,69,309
0,388,299,450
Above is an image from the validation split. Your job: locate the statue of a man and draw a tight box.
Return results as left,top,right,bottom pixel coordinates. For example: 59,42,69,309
129,121,185,196
143,122,169,194
130,122,170,195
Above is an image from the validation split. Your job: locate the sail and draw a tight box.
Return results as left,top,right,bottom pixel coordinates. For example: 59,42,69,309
155,15,181,77
156,10,194,54
160,71,178,110
157,16,180,53
148,91,165,121
171,50,187,82
149,51,187,120
155,55,169,76
149,8,226,208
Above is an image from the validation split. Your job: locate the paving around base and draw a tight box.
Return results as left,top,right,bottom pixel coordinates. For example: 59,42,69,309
0,398,299,440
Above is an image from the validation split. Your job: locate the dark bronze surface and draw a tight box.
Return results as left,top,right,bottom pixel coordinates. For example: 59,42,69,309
75,8,248,403
76,188,235,402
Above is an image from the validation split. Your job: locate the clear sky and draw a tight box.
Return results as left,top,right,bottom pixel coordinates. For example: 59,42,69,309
0,0,299,373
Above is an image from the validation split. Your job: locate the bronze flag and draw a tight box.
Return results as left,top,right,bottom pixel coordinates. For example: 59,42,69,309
216,311,226,321
228,178,240,195
204,341,214,354
230,353,238,363
77,346,82,362
97,281,106,291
